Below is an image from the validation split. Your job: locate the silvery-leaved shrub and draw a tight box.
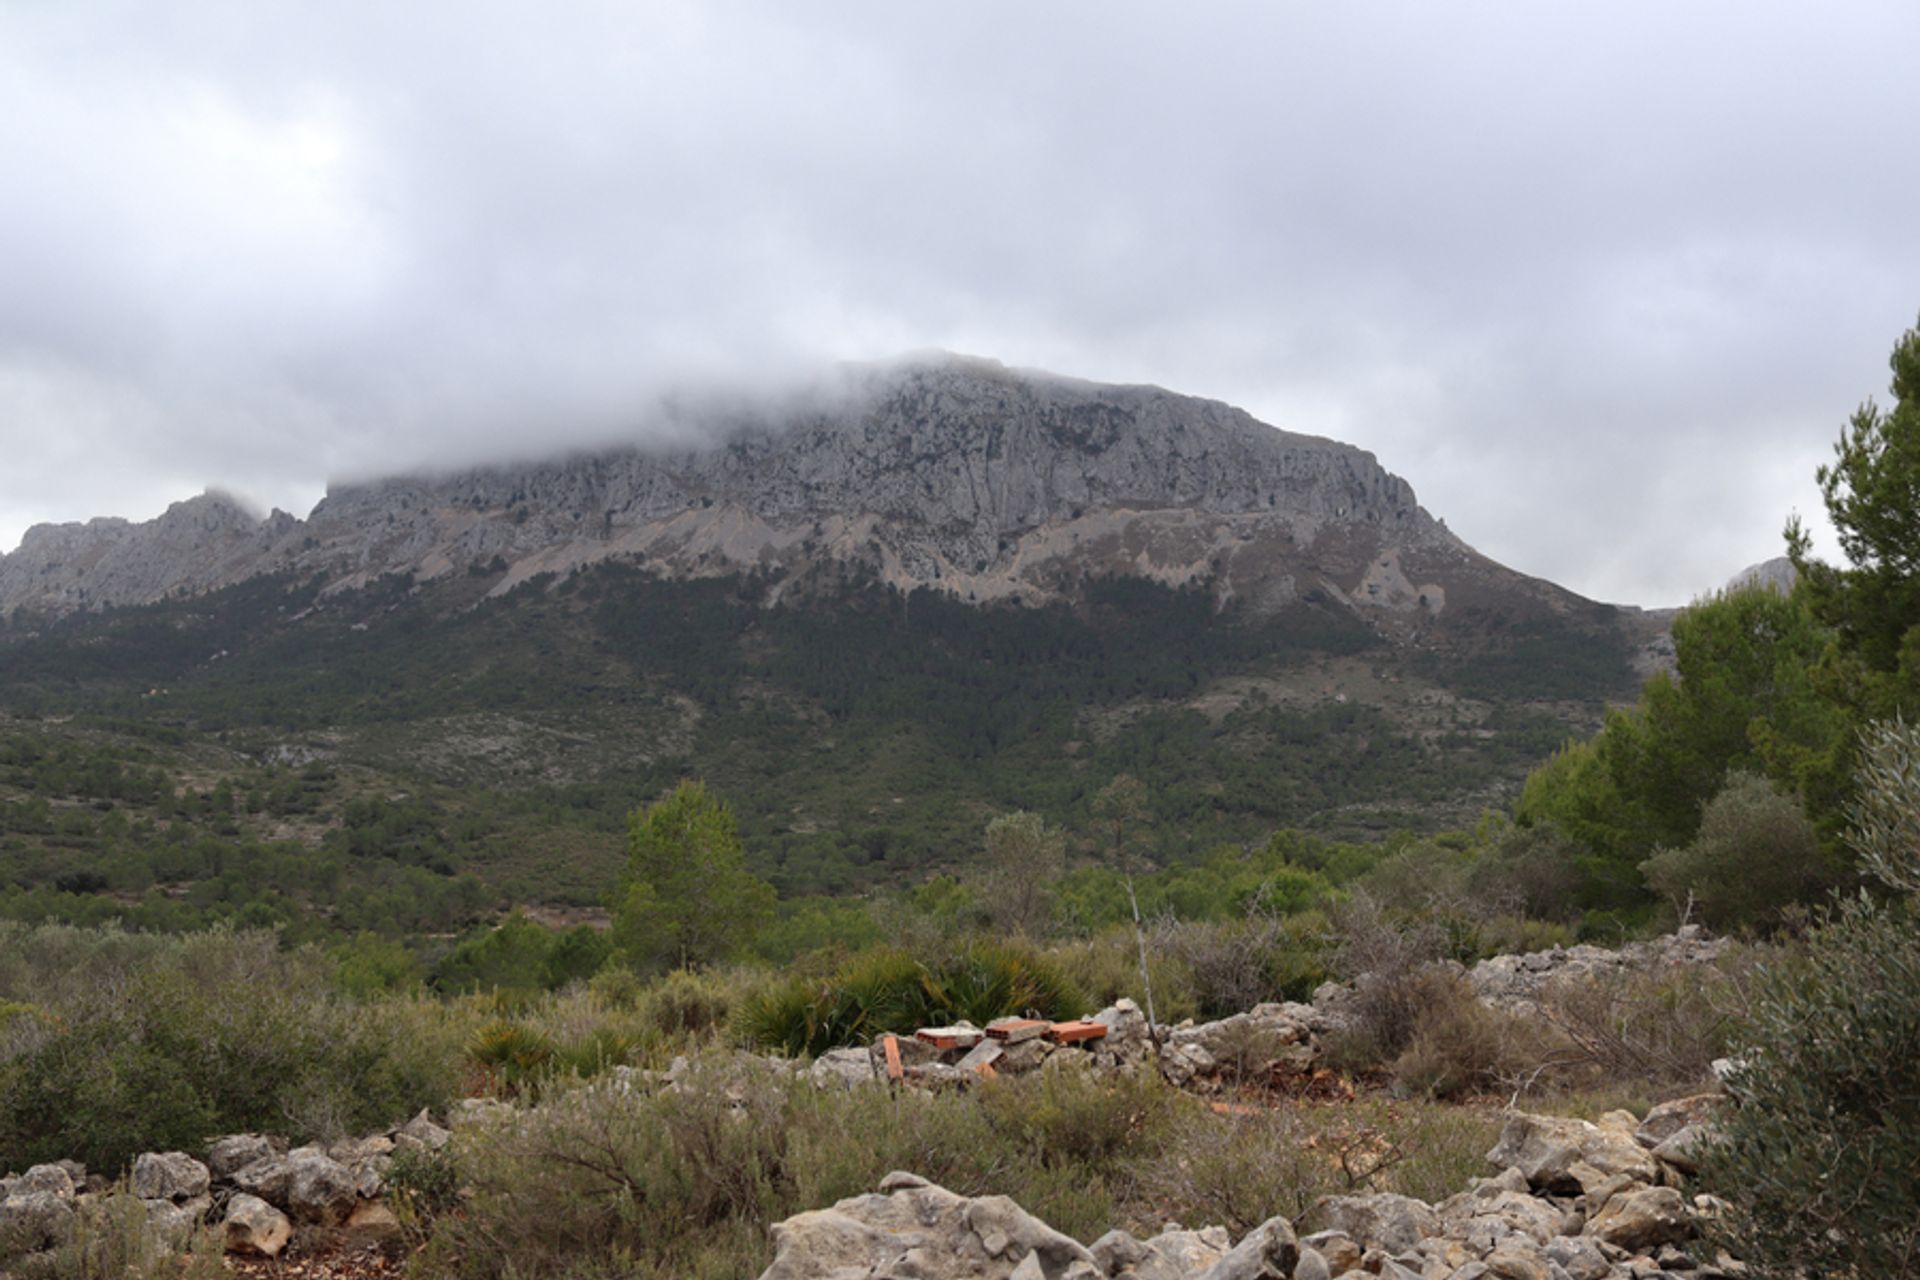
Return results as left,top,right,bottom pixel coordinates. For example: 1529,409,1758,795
1697,718,1920,1276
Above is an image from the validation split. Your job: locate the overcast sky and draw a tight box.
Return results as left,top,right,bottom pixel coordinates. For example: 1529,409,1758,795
2,2,1916,606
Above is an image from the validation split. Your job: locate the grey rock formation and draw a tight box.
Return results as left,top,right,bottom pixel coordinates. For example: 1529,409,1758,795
1486,1113,1658,1196
222,1193,293,1257
130,1151,211,1204
0,356,1506,627
206,1133,278,1181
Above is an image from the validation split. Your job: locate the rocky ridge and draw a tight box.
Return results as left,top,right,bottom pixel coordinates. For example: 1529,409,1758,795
0,356,1598,640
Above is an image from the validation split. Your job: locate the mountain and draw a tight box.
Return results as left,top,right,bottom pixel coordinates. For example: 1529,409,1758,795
2,355,1593,641
1725,556,1796,595
0,355,1661,931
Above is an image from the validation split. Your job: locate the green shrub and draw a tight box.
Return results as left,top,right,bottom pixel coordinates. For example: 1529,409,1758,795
1696,719,1920,1276
410,1055,1181,1278
1388,970,1528,1099
978,1063,1179,1172
385,1144,462,1244
1158,912,1329,1018
1322,895,1447,1068
465,1018,638,1097
738,944,1085,1057
640,968,743,1039
0,928,461,1170
1640,772,1832,932
1048,929,1199,1023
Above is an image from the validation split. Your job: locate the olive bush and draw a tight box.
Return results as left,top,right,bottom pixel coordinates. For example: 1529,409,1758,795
1698,719,1920,1276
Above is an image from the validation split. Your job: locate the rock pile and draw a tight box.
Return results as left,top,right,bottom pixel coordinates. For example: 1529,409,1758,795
1466,926,1731,1014
794,931,1731,1097
757,1096,1738,1280
0,1107,451,1263
800,998,1335,1095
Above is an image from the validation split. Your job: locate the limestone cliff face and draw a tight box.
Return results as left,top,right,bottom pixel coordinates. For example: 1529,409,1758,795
0,356,1537,627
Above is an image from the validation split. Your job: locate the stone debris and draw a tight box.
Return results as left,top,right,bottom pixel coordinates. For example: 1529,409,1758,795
1467,926,1731,1014
755,1095,1743,1280
0,1105,449,1268
766,930,1731,1099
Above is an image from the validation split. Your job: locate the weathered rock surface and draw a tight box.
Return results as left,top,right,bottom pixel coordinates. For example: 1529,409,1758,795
222,1193,293,1258
0,1165,76,1250
759,1171,1098,1280
1468,926,1732,1014
1633,1094,1723,1150
1486,1113,1659,1194
207,1133,278,1180
131,1151,211,1204
1586,1186,1691,1252
1313,1194,1439,1255
142,1194,213,1246
394,1108,451,1153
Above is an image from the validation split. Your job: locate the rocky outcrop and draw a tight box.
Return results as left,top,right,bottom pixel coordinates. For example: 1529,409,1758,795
1,356,1607,641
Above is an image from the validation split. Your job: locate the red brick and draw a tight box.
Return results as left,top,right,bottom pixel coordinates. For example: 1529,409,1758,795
882,1034,904,1081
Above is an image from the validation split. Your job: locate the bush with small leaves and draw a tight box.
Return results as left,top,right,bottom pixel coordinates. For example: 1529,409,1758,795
1640,772,1832,933
1697,718,1920,1277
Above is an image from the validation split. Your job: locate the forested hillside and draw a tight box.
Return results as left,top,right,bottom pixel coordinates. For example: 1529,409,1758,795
0,555,1635,945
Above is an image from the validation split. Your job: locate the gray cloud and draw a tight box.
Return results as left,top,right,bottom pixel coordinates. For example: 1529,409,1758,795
2,1,1916,604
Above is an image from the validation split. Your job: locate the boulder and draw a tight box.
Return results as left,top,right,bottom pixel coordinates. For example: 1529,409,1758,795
1194,1214,1299,1280
808,1047,876,1090
206,1133,277,1180
142,1194,212,1247
282,1148,361,1226
1314,1194,1440,1255
1480,1237,1550,1280
394,1108,451,1153
1436,1170,1573,1250
222,1193,293,1258
229,1154,293,1205
1634,1095,1722,1150
1293,1246,1333,1280
1301,1230,1363,1274
329,1133,396,1164
1585,1185,1691,1252
0,1189,74,1249
131,1151,211,1204
958,1040,1006,1075
999,1038,1057,1073
1091,1225,1235,1279
1486,1113,1657,1194
11,1164,75,1199
1542,1235,1613,1280
345,1198,403,1240
1651,1125,1710,1176
1091,999,1151,1049
757,1175,1098,1280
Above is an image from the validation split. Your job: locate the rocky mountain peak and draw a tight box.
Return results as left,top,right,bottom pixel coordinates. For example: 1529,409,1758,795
0,358,1556,632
